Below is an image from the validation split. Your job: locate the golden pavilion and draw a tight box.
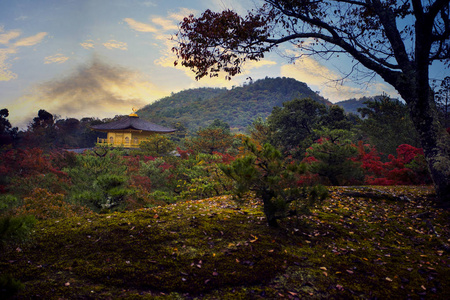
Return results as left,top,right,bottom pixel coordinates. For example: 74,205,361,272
91,110,176,148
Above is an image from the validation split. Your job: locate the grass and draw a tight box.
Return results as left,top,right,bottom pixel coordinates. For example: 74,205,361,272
1,186,449,299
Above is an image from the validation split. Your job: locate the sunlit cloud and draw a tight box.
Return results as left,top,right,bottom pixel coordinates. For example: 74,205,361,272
155,35,277,89
14,32,48,47
0,29,21,45
124,18,158,33
152,17,178,31
0,28,48,81
280,56,397,101
44,53,69,64
9,57,170,126
168,8,197,22
103,40,128,50
80,39,95,49
243,59,277,71
0,48,18,81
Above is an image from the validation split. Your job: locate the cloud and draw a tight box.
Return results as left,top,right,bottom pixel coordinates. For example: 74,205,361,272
14,15,28,21
44,53,69,64
205,0,249,15
141,1,156,7
243,59,277,70
155,36,277,89
9,57,170,125
103,40,128,50
14,32,48,47
125,8,193,35
124,18,157,33
0,29,48,81
168,8,197,22
80,39,95,49
0,48,18,81
280,56,396,101
0,29,22,45
151,17,178,31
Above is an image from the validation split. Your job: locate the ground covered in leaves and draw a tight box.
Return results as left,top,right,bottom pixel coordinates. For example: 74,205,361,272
1,186,449,299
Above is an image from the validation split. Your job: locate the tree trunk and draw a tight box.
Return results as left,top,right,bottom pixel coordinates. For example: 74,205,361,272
261,190,279,227
408,93,450,206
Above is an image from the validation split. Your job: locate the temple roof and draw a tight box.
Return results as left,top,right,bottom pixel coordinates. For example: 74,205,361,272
91,116,176,133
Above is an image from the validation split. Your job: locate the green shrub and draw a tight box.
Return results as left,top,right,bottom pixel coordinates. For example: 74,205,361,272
305,129,363,185
65,151,130,212
0,215,36,246
221,139,328,227
0,195,19,215
139,134,176,156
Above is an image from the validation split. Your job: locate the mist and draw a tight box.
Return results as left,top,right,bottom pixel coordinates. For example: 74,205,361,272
8,56,167,128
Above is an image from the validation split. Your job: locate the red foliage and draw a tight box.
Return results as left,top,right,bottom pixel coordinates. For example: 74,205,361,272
352,141,384,177
0,148,71,195
354,142,430,185
302,156,318,164
212,151,236,164
130,175,152,192
296,173,320,186
0,148,54,177
159,162,173,171
396,144,424,163
177,147,194,159
123,156,141,174
143,155,156,162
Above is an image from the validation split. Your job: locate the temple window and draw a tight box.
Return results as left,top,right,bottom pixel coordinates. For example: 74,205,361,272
109,136,114,144
125,137,130,144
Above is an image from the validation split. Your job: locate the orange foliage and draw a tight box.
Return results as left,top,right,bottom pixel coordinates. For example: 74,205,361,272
14,188,92,220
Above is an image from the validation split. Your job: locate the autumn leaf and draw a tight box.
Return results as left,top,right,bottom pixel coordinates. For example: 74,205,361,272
249,234,258,243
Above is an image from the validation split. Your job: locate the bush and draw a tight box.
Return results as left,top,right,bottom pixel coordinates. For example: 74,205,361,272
221,139,328,227
355,143,431,185
65,151,131,212
304,129,363,186
0,194,19,215
14,188,91,219
139,134,176,156
0,215,36,246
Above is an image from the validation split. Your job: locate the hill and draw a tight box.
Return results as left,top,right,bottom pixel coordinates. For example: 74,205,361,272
336,95,402,115
335,98,369,115
138,77,331,131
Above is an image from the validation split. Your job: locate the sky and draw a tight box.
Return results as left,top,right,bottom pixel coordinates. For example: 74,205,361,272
1,0,448,129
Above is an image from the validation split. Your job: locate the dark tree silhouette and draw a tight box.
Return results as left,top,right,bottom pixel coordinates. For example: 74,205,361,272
0,109,18,147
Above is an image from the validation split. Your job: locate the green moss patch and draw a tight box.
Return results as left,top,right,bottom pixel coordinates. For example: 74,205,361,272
1,187,449,299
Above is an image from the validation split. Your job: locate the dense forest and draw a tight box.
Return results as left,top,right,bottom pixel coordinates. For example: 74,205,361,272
1,77,449,299
138,77,331,131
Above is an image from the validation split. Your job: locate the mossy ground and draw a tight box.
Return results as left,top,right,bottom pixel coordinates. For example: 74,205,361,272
1,186,449,299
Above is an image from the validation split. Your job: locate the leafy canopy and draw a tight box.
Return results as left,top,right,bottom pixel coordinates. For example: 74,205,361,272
173,1,449,81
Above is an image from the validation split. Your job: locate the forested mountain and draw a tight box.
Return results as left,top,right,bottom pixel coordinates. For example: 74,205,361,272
335,96,395,115
138,77,331,131
335,98,369,115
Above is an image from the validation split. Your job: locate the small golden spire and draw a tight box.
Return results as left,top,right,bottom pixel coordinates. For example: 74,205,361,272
129,107,138,117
